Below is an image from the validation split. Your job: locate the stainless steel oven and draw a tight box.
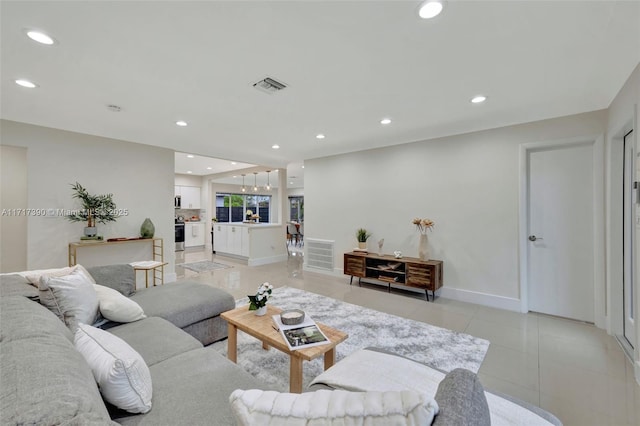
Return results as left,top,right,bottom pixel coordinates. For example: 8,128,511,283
175,223,185,251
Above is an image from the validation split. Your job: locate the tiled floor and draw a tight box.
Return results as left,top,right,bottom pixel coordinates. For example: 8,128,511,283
176,246,640,426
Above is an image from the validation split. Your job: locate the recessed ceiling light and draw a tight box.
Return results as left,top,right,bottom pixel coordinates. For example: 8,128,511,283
316,134,325,139
187,171,193,174
206,167,212,170
272,144,280,149
301,165,305,169
15,79,37,88
231,162,237,165
187,154,194,158
290,182,294,185
471,95,487,104
26,30,55,45
176,120,188,127
418,0,444,19
380,118,392,125
233,175,237,178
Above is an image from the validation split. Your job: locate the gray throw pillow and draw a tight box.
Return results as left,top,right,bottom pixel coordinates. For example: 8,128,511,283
86,264,136,296
432,368,490,426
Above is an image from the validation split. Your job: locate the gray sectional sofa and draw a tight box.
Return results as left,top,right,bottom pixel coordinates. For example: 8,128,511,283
0,264,272,425
1,263,561,425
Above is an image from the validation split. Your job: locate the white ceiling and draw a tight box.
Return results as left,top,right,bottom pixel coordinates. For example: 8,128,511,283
2,1,639,179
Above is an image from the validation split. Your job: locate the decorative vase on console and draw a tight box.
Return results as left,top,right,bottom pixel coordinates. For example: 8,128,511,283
140,218,155,238
412,217,435,261
418,233,430,261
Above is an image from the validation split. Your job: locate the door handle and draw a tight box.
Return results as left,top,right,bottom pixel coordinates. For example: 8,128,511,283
528,235,543,242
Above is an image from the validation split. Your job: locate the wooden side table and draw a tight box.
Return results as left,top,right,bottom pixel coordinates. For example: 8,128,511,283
130,261,168,288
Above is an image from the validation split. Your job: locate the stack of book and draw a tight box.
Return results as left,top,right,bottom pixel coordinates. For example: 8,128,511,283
272,313,330,351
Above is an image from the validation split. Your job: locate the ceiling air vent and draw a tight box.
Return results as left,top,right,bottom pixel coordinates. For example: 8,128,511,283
253,77,287,94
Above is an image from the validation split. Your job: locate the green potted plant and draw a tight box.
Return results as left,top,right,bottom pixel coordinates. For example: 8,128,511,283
356,228,371,250
66,182,118,238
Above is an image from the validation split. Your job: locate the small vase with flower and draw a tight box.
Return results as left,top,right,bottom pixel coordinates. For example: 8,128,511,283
412,217,435,261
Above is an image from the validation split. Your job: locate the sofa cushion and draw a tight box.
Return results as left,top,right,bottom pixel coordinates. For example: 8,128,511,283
108,317,202,366
229,388,439,426
38,270,100,331
75,324,153,414
130,281,235,329
113,347,270,426
0,296,114,425
0,295,74,343
87,264,136,296
0,273,39,300
93,284,146,323
432,368,490,426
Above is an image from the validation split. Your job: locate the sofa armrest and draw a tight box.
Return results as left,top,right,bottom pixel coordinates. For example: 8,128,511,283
432,368,490,426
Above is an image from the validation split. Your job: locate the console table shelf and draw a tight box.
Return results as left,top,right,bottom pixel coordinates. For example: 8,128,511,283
343,252,443,301
68,238,165,287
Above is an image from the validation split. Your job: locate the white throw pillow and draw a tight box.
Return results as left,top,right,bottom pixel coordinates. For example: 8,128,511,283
229,388,438,426
23,264,96,286
74,323,153,414
93,284,146,323
38,268,100,329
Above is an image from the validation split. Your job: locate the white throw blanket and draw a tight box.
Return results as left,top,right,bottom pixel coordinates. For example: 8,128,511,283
310,349,554,426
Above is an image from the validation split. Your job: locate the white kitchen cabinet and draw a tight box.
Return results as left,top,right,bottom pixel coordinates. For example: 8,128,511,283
175,186,201,209
240,227,250,257
213,224,228,253
214,224,248,257
185,223,205,247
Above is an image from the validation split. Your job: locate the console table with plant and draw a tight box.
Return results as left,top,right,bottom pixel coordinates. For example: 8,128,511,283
343,252,443,301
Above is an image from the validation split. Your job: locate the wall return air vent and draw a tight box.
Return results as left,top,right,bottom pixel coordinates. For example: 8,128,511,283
253,77,287,94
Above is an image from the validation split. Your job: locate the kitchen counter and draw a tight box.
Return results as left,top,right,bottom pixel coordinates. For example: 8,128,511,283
212,222,287,266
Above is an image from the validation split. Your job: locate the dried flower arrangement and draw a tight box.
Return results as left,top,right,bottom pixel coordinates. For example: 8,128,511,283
412,218,435,235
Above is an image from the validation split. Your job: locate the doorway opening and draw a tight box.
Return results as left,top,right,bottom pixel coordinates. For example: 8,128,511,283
622,129,635,349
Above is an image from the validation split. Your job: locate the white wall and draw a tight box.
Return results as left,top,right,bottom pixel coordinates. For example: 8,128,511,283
0,120,176,279
305,110,606,308
605,62,640,384
0,145,28,272
174,174,202,187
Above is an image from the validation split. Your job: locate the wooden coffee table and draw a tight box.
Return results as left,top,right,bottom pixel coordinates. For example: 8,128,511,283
221,305,348,393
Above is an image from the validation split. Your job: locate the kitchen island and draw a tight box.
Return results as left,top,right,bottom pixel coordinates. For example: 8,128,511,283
212,222,288,266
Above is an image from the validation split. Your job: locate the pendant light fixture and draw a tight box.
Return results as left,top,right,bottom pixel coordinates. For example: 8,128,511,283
265,170,271,191
241,174,246,192
253,172,258,192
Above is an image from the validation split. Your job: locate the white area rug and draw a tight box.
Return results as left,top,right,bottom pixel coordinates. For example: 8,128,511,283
211,287,489,391
176,260,232,272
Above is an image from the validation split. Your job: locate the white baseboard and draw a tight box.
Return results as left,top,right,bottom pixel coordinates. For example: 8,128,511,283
439,287,521,312
304,266,522,312
249,254,288,267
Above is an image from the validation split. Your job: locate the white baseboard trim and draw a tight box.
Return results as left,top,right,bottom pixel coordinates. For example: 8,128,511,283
439,287,522,312
248,254,288,267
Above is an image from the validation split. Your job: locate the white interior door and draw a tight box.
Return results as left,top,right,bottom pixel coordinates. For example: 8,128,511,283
623,130,635,347
527,143,595,322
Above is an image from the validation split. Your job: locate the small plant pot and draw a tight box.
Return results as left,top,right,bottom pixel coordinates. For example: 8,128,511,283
254,306,267,316
84,226,97,237
358,242,367,249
